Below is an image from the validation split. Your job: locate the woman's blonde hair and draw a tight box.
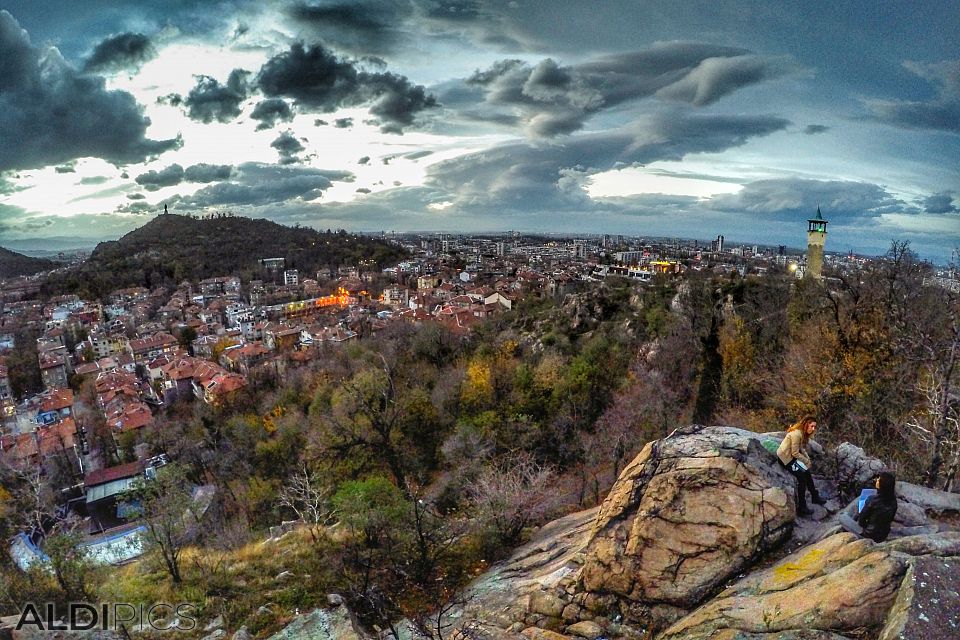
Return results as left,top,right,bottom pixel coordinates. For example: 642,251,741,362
787,415,816,444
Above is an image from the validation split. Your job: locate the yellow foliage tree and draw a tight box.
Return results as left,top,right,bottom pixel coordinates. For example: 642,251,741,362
461,359,494,410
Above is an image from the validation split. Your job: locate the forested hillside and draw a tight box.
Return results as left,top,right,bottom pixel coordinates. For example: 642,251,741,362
41,214,407,298
0,246,56,279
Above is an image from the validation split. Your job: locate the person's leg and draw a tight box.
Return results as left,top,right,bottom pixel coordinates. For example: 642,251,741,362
801,469,825,505
792,468,811,515
779,461,810,515
838,512,864,537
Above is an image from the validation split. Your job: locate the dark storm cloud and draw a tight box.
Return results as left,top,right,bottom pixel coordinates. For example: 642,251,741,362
127,193,146,200
287,1,407,56
79,176,109,185
0,11,180,172
922,191,957,214
708,178,905,218
334,117,353,128
135,163,234,190
462,43,798,137
256,42,437,132
426,113,790,209
271,131,306,164
866,60,960,134
183,163,233,183
181,69,251,124
55,164,76,173
84,32,155,72
250,98,295,130
357,156,370,164
135,164,185,190
803,124,830,134
155,162,352,209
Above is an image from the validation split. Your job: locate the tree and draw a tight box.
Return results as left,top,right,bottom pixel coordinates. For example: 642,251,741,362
905,290,960,489
277,461,332,542
332,476,411,635
313,357,417,490
467,453,556,547
44,519,97,602
125,464,197,584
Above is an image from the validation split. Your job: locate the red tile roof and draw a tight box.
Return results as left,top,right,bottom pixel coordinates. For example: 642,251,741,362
85,460,144,487
39,389,74,413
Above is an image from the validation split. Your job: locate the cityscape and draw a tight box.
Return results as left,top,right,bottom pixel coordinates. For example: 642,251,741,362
0,1,959,639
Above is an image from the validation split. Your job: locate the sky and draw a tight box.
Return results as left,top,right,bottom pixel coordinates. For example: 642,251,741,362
0,1,958,263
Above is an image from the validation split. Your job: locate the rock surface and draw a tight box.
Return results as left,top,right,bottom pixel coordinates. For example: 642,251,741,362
659,533,908,639
579,426,795,626
877,554,960,640
266,607,368,640
833,442,885,497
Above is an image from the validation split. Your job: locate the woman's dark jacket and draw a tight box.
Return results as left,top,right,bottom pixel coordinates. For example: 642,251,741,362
856,494,898,542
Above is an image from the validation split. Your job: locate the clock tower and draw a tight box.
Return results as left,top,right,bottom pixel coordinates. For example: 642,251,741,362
806,207,828,279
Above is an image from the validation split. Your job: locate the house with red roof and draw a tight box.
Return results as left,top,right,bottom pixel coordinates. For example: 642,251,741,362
129,332,179,366
38,389,74,425
220,342,271,375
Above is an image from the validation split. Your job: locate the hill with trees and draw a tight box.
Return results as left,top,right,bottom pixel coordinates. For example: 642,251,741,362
41,214,408,298
0,246,57,279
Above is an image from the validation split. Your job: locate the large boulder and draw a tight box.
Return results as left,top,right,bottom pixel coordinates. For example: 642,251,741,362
659,533,908,639
661,531,960,640
578,426,796,627
874,533,960,640
834,442,885,497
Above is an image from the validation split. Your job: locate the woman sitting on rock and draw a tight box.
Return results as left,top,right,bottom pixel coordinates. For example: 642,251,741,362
839,471,898,542
776,415,826,516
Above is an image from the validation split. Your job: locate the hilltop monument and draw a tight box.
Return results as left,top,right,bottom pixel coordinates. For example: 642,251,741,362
806,206,828,278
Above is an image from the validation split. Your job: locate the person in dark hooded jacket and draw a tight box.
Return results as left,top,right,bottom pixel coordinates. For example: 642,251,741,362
839,471,898,542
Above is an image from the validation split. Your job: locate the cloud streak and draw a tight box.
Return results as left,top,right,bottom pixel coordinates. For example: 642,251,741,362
460,43,799,137
866,60,960,134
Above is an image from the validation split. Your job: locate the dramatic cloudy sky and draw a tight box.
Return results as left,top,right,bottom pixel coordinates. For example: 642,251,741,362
0,1,958,261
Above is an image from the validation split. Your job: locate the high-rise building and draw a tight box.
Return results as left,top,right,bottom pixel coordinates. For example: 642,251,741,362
806,207,828,279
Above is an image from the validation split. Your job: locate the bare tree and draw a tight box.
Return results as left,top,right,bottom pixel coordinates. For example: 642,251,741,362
4,463,56,541
467,453,556,546
906,318,960,490
277,461,333,541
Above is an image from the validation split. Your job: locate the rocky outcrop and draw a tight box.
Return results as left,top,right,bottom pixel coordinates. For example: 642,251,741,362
659,533,907,639
266,600,369,640
578,426,796,627
385,426,959,640
833,442,886,497
877,552,960,640
659,531,960,640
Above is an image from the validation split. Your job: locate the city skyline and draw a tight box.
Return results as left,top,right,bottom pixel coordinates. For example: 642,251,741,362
0,1,958,262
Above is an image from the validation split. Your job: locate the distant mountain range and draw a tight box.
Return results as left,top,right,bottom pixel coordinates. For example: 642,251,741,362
42,213,408,299
0,237,98,253
0,246,58,279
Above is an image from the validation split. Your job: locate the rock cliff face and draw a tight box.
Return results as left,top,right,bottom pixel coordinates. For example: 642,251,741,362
580,426,795,625
439,425,960,640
